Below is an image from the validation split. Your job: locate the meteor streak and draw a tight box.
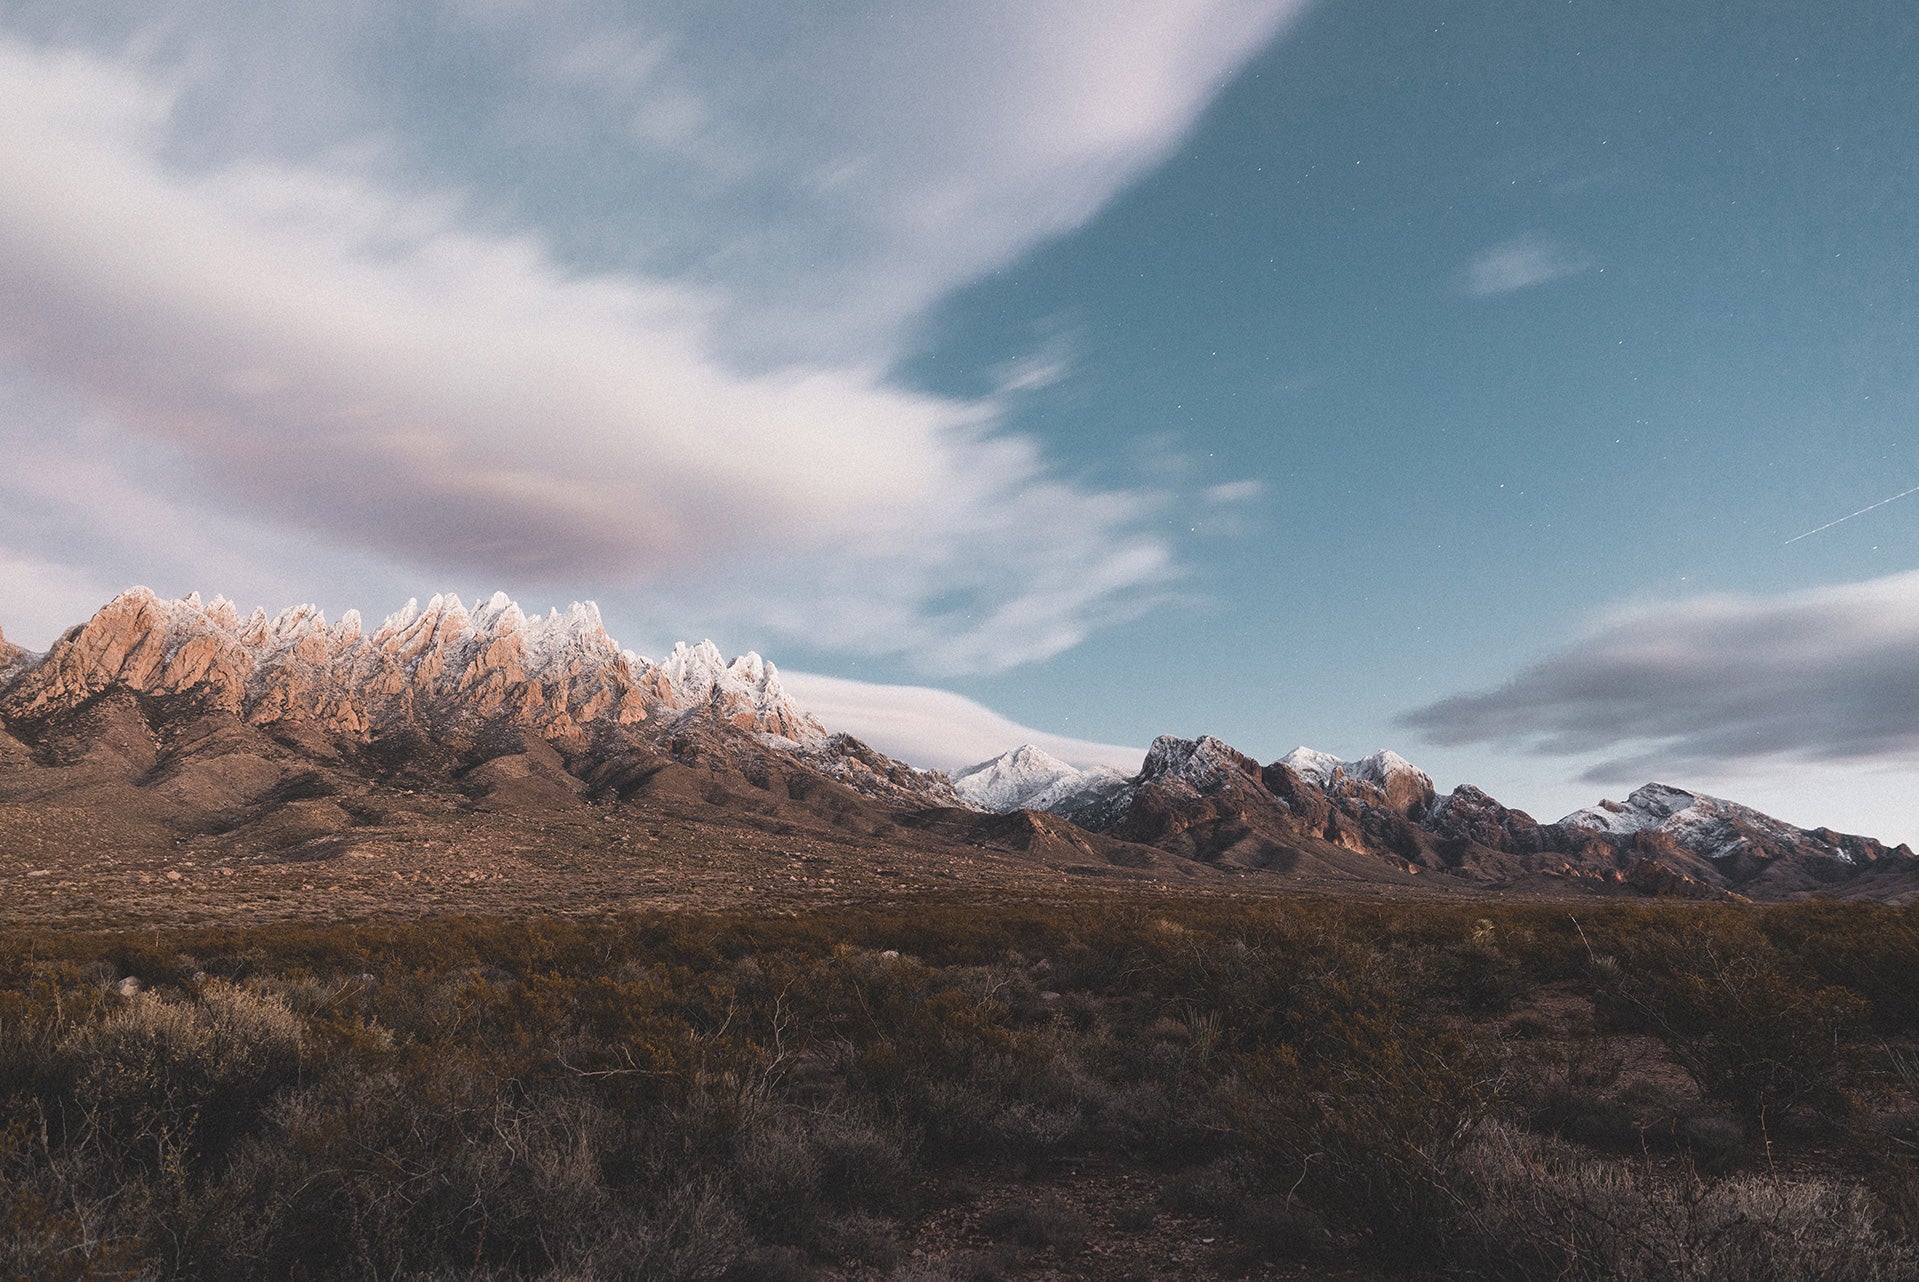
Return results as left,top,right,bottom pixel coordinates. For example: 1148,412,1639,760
1783,482,1919,545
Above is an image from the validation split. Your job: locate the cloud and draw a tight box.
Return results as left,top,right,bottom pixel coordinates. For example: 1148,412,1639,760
446,0,1310,362
777,670,1145,774
1462,234,1590,297
0,8,1299,673
1204,479,1266,504
1401,571,1919,781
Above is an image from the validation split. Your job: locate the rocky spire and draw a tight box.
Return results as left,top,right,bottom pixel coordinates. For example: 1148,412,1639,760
0,589,824,746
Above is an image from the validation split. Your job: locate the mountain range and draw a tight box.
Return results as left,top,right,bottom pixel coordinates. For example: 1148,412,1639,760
2,588,1912,911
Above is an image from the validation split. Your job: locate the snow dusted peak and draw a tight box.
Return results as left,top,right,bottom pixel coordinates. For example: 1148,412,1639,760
1278,746,1431,790
658,639,730,694
952,744,1077,811
728,651,773,689
1278,746,1343,785
205,595,240,630
1351,750,1430,788
951,744,1131,815
645,639,822,743
1004,743,1073,772
1141,734,1259,790
469,590,522,634
268,602,326,636
1561,783,1703,835
376,597,420,639
1552,781,1896,867
1271,745,1435,814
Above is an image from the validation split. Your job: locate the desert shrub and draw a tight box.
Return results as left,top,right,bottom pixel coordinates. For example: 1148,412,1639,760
1584,915,1868,1124
1222,935,1490,1266
1432,930,1531,1014
0,1119,141,1282
57,979,303,1170
5,896,1919,1279
811,1210,902,1268
719,1245,813,1282
1760,901,1919,1032
1441,1118,1917,1281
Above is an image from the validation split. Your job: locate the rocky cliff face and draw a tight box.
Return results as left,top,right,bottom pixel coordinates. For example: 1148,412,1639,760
0,588,655,745
4,590,1912,903
1559,782,1909,869
0,589,955,811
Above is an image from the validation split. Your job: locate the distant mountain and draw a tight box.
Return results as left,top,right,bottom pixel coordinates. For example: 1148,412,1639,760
2,588,1912,904
950,745,1129,815
960,732,1916,900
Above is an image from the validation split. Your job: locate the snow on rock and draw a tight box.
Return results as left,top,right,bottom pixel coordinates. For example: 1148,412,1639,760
1276,745,1435,813
1276,746,1343,786
0,588,828,747
1141,734,1261,791
1560,784,1702,837
950,744,1129,813
1280,746,1431,792
641,640,823,743
1559,783,1869,865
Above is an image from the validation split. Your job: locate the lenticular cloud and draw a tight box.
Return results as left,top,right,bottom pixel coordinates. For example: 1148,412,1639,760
1402,571,1919,776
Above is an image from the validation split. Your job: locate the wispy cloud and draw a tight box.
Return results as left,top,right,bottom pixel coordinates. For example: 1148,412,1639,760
1462,234,1590,297
1203,479,1266,505
0,6,1301,673
777,670,1145,773
1401,571,1919,782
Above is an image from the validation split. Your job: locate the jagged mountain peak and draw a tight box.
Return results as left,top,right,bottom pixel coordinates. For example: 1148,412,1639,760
645,637,817,743
0,589,821,746
960,743,1072,776
1142,734,1257,783
1554,779,1913,872
1279,745,1429,790
953,744,1070,804
1277,745,1343,783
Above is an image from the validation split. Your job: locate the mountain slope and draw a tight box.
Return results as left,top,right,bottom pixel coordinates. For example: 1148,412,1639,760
984,732,1914,900
0,589,963,842
3,589,1912,908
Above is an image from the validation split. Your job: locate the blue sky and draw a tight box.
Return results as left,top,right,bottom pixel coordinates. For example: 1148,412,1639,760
0,2,1915,840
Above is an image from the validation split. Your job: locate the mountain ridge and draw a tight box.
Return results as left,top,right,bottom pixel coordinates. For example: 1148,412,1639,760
970,732,1914,900
2,588,1911,907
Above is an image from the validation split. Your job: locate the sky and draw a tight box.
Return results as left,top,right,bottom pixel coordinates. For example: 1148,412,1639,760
0,2,1915,842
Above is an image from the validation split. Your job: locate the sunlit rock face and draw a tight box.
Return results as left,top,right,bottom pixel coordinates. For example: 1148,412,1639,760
0,588,813,749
